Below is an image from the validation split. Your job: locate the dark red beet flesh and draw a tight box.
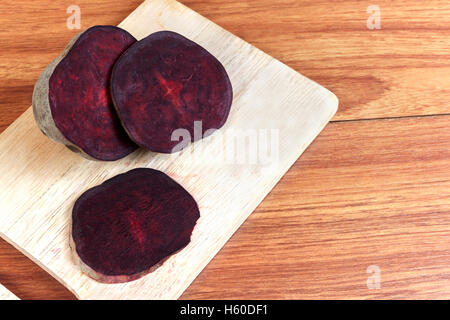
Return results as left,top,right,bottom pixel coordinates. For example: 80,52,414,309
49,26,138,161
71,168,200,283
110,31,233,153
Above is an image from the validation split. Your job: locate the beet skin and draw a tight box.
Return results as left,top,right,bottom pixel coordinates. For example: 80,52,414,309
111,31,233,153
71,168,200,283
33,26,138,161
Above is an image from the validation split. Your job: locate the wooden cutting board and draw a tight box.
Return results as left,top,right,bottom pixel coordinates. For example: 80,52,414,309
0,284,19,300
0,0,337,299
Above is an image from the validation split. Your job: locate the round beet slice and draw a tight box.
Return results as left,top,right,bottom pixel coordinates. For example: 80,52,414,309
71,168,200,283
110,31,233,153
32,26,138,161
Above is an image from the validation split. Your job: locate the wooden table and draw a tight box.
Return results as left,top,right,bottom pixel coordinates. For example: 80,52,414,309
0,0,449,300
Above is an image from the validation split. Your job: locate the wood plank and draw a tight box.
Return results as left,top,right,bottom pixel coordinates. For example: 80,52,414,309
0,238,74,299
1,0,450,134
181,115,450,299
0,0,336,299
182,0,450,121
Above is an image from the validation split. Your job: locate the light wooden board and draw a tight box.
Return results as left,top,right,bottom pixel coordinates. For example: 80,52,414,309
0,284,19,300
0,0,337,299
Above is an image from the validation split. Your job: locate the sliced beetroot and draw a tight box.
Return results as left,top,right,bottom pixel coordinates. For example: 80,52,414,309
110,31,233,153
71,168,200,283
32,26,138,161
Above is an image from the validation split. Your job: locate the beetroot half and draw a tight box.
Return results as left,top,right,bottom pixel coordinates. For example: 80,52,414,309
71,168,200,283
32,26,138,161
110,31,233,153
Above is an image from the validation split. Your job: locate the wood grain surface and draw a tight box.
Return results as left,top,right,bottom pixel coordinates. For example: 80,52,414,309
0,0,449,299
0,0,337,300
